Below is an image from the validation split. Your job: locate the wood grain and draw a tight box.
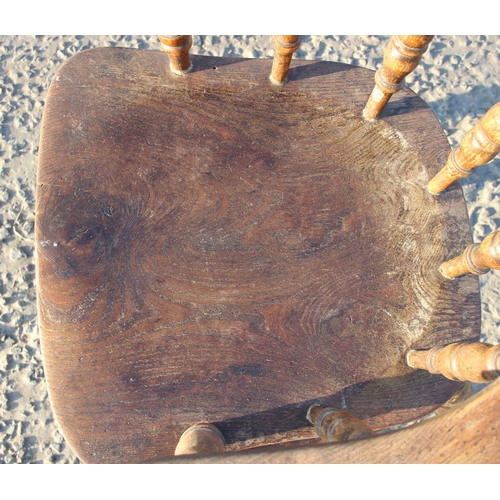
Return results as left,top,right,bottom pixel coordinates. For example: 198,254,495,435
433,382,473,415
428,102,500,194
153,377,500,463
36,48,479,463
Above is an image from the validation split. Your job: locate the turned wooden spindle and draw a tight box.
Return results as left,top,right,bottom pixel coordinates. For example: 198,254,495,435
174,423,226,455
428,102,500,194
307,406,374,443
158,35,193,75
270,35,301,85
407,342,500,383
439,230,500,279
363,35,434,121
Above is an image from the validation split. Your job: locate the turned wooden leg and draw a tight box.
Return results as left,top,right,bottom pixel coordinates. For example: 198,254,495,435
428,102,500,194
440,230,500,279
174,423,226,455
270,35,301,85
363,35,433,121
307,406,374,443
158,35,193,75
407,342,500,383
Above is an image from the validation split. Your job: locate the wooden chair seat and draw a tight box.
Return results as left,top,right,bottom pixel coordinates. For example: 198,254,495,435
36,46,480,463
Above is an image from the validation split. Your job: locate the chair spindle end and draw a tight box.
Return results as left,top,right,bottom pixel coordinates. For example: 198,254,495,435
174,422,226,455
428,102,500,194
158,35,193,75
307,406,374,443
440,231,500,279
270,35,300,85
363,35,433,120
407,343,500,383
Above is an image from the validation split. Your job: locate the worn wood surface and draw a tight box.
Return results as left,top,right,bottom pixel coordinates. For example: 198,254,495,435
363,35,434,120
433,381,474,415
270,35,300,85
407,342,500,383
440,230,500,278
429,102,500,194
155,377,500,463
36,47,480,463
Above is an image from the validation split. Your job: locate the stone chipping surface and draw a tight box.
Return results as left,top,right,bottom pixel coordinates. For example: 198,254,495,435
0,35,499,464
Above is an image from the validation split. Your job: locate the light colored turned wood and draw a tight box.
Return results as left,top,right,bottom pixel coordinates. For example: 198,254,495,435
174,423,226,455
158,35,193,75
270,35,300,85
440,230,500,278
363,35,434,120
307,406,374,443
407,342,500,383
151,377,500,463
428,102,500,194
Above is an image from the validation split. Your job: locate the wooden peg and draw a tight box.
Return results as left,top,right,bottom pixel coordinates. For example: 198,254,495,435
174,423,226,455
158,35,193,75
407,342,500,383
270,35,301,85
428,102,500,194
363,35,434,121
439,230,500,279
307,406,374,443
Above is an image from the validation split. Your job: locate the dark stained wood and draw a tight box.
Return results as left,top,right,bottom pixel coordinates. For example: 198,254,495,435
440,231,500,278
433,381,473,415
36,47,480,464
174,423,226,455
270,35,300,85
307,406,374,442
428,102,500,194
158,35,192,75
153,377,500,463
363,35,434,120
407,342,500,383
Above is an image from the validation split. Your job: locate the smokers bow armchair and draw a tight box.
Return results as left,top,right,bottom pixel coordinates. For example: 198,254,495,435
35,35,500,463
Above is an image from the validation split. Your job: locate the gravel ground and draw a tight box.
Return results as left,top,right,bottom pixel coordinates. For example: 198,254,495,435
0,35,499,464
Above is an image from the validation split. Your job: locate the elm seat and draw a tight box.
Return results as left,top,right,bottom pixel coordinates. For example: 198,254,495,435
36,45,480,463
